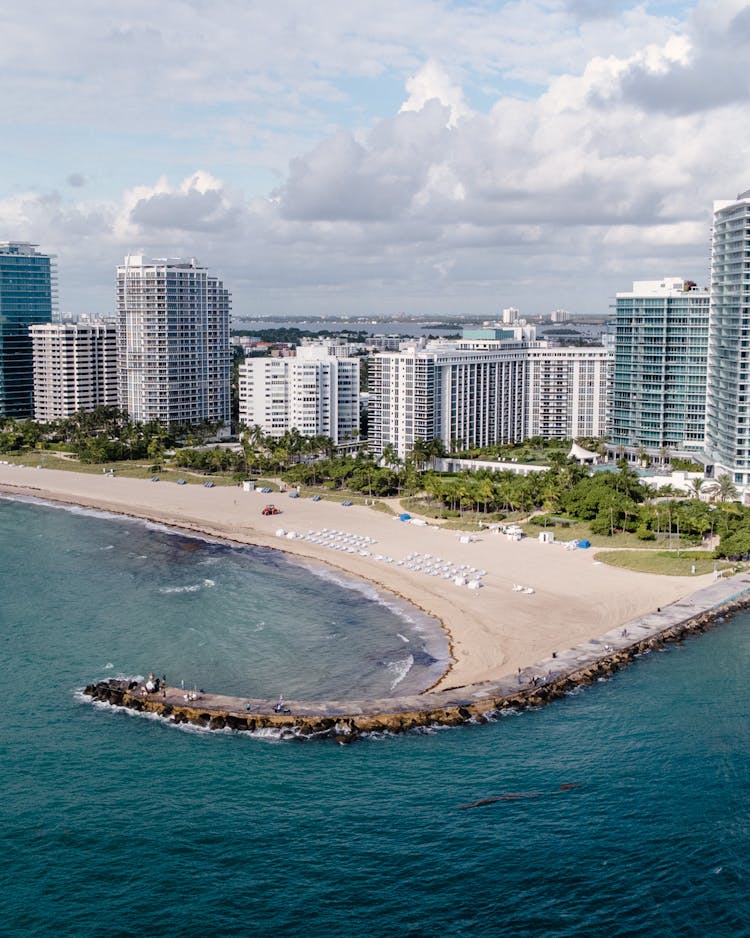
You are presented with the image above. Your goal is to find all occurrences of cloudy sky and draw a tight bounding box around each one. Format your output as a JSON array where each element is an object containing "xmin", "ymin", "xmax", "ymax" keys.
[{"xmin": 1, "ymin": 0, "xmax": 748, "ymax": 317}]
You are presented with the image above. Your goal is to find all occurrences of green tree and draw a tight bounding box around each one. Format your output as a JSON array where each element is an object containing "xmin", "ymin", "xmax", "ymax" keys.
[{"xmin": 710, "ymin": 474, "xmax": 739, "ymax": 503}]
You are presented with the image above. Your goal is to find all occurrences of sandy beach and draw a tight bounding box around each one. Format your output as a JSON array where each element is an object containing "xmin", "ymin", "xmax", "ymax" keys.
[{"xmin": 0, "ymin": 463, "xmax": 713, "ymax": 692}]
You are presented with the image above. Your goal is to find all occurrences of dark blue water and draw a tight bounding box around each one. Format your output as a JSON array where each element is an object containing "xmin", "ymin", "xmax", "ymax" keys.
[{"xmin": 2, "ymin": 498, "xmax": 749, "ymax": 936}]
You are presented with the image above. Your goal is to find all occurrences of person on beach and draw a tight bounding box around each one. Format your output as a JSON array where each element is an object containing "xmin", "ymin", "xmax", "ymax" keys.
[{"xmin": 274, "ymin": 695, "xmax": 285, "ymax": 713}]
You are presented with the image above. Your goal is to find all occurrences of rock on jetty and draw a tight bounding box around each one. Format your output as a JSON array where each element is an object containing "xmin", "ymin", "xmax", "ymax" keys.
[{"xmin": 83, "ymin": 573, "xmax": 750, "ymax": 741}]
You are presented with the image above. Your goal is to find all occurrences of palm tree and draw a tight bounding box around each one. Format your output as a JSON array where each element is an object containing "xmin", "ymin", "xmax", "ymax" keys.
[
  {"xmin": 381, "ymin": 443, "xmax": 401, "ymax": 472},
  {"xmin": 427, "ymin": 437, "xmax": 446, "ymax": 470},
  {"xmin": 710, "ymin": 474, "xmax": 739, "ymax": 504},
  {"xmin": 408, "ymin": 438, "xmax": 431, "ymax": 472},
  {"xmin": 687, "ymin": 477, "xmax": 705, "ymax": 500}
]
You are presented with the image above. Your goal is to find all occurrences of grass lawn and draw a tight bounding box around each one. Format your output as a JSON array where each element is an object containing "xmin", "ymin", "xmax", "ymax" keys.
[
  {"xmin": 3, "ymin": 451, "xmax": 246, "ymax": 486},
  {"xmin": 593, "ymin": 550, "xmax": 736, "ymax": 576},
  {"xmin": 520, "ymin": 519, "xmax": 702, "ymax": 550}
]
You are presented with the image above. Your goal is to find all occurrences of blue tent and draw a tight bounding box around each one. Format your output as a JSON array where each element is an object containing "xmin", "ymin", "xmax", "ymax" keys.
[
  {"xmin": 399, "ymin": 513, "xmax": 411, "ymax": 522},
  {"xmin": 577, "ymin": 539, "xmax": 591, "ymax": 549}
]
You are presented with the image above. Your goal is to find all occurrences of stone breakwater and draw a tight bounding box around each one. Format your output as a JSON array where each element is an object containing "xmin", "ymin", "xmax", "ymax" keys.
[{"xmin": 83, "ymin": 573, "xmax": 750, "ymax": 742}]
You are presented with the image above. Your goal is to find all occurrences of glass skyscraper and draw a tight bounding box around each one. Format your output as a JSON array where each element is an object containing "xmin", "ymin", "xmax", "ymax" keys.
[
  {"xmin": 0, "ymin": 242, "xmax": 55, "ymax": 418},
  {"xmin": 705, "ymin": 192, "xmax": 750, "ymax": 485},
  {"xmin": 612, "ymin": 278, "xmax": 709, "ymax": 461}
]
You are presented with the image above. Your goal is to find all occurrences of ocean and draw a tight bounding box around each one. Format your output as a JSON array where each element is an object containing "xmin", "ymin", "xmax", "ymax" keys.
[{"xmin": 2, "ymin": 497, "xmax": 750, "ymax": 936}]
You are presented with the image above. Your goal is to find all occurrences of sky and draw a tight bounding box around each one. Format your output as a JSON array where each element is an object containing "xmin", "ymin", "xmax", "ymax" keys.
[{"xmin": 1, "ymin": 0, "xmax": 749, "ymax": 318}]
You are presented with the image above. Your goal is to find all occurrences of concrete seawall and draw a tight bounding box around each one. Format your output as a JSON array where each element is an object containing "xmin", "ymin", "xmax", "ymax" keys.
[{"xmin": 83, "ymin": 573, "xmax": 750, "ymax": 741}]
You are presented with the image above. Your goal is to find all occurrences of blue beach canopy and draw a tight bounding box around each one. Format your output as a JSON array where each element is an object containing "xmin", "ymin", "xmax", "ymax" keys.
[
  {"xmin": 577, "ymin": 539, "xmax": 591, "ymax": 549},
  {"xmin": 399, "ymin": 513, "xmax": 411, "ymax": 521}
]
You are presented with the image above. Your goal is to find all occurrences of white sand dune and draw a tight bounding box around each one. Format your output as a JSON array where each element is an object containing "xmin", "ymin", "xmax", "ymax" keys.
[{"xmin": 0, "ymin": 464, "xmax": 711, "ymax": 691}]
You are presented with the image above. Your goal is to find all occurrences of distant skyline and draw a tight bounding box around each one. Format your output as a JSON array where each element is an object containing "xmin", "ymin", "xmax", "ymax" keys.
[{"xmin": 2, "ymin": 0, "xmax": 748, "ymax": 317}]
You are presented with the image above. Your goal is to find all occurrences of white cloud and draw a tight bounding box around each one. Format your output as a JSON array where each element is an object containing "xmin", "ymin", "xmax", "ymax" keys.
[
  {"xmin": 399, "ymin": 60, "xmax": 471, "ymax": 126},
  {"xmin": 3, "ymin": 2, "xmax": 750, "ymax": 316}
]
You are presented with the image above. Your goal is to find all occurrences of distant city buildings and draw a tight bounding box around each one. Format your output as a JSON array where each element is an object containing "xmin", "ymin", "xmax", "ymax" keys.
[
  {"xmin": 0, "ymin": 242, "xmax": 55, "ymax": 418},
  {"xmin": 30, "ymin": 320, "xmax": 118, "ymax": 421},
  {"xmin": 117, "ymin": 255, "xmax": 231, "ymax": 432},
  {"xmin": 238, "ymin": 345, "xmax": 360, "ymax": 444},
  {"xmin": 611, "ymin": 278, "xmax": 709, "ymax": 460},
  {"xmin": 550, "ymin": 309, "xmax": 569, "ymax": 323}
]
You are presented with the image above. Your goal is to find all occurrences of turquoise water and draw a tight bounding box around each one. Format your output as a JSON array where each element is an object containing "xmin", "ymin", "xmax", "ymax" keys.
[{"xmin": 2, "ymin": 498, "xmax": 750, "ymax": 936}]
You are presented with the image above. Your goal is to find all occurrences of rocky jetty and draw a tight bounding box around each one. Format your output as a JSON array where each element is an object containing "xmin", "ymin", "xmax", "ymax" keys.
[{"xmin": 83, "ymin": 573, "xmax": 750, "ymax": 741}]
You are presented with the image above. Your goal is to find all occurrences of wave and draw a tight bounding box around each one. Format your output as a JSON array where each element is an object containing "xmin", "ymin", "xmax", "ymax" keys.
[
  {"xmin": 387, "ymin": 654, "xmax": 414, "ymax": 690},
  {"xmin": 159, "ymin": 578, "xmax": 216, "ymax": 594}
]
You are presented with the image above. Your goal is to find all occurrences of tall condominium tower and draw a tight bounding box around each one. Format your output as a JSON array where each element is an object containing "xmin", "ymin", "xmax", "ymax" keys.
[
  {"xmin": 0, "ymin": 242, "xmax": 55, "ymax": 417},
  {"xmin": 612, "ymin": 278, "xmax": 709, "ymax": 461},
  {"xmin": 706, "ymin": 193, "xmax": 750, "ymax": 486},
  {"xmin": 30, "ymin": 320, "xmax": 118, "ymax": 421},
  {"xmin": 117, "ymin": 255, "xmax": 231, "ymax": 431},
  {"xmin": 238, "ymin": 345, "xmax": 360, "ymax": 444}
]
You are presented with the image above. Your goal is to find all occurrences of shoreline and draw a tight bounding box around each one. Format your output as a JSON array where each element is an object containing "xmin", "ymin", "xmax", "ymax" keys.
[
  {"xmin": 83, "ymin": 571, "xmax": 750, "ymax": 739},
  {"xmin": 0, "ymin": 463, "xmax": 719, "ymax": 694}
]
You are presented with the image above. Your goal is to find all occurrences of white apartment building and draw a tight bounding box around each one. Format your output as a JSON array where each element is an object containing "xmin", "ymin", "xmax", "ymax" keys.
[
  {"xmin": 524, "ymin": 346, "xmax": 611, "ymax": 440},
  {"xmin": 368, "ymin": 340, "xmax": 611, "ymax": 460},
  {"xmin": 30, "ymin": 320, "xmax": 118, "ymax": 421},
  {"xmin": 238, "ymin": 351, "xmax": 360, "ymax": 444},
  {"xmin": 117, "ymin": 255, "xmax": 231, "ymax": 431}
]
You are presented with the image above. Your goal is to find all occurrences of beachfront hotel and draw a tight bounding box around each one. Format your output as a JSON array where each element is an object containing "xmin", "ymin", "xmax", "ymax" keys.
[
  {"xmin": 0, "ymin": 242, "xmax": 56, "ymax": 418},
  {"xmin": 30, "ymin": 320, "xmax": 118, "ymax": 421},
  {"xmin": 116, "ymin": 255, "xmax": 231, "ymax": 432},
  {"xmin": 611, "ymin": 278, "xmax": 709, "ymax": 462},
  {"xmin": 238, "ymin": 344, "xmax": 360, "ymax": 444},
  {"xmin": 705, "ymin": 191, "xmax": 750, "ymax": 487},
  {"xmin": 368, "ymin": 338, "xmax": 611, "ymax": 460}
]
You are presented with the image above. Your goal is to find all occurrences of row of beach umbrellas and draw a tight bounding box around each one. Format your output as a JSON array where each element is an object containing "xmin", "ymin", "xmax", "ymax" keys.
[{"xmin": 274, "ymin": 530, "xmax": 485, "ymax": 589}]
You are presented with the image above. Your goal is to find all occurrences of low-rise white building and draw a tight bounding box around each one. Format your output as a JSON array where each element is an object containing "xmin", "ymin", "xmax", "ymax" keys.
[
  {"xmin": 238, "ymin": 351, "xmax": 360, "ymax": 444},
  {"xmin": 30, "ymin": 320, "xmax": 118, "ymax": 421}
]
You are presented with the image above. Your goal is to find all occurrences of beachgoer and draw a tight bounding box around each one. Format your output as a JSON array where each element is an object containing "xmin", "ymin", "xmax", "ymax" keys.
[{"xmin": 274, "ymin": 695, "xmax": 285, "ymax": 713}]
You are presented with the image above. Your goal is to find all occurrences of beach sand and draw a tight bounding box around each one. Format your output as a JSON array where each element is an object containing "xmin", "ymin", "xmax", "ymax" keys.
[{"xmin": 0, "ymin": 464, "xmax": 712, "ymax": 692}]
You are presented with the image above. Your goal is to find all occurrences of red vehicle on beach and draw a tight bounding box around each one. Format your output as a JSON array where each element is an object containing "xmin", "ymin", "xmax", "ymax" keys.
[{"xmin": 262, "ymin": 504, "xmax": 281, "ymax": 516}]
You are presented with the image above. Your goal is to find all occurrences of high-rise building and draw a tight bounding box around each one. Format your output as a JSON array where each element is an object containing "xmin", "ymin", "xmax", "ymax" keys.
[
  {"xmin": 368, "ymin": 340, "xmax": 611, "ymax": 460},
  {"xmin": 0, "ymin": 242, "xmax": 55, "ymax": 417},
  {"xmin": 705, "ymin": 193, "xmax": 750, "ymax": 486},
  {"xmin": 611, "ymin": 278, "xmax": 709, "ymax": 460},
  {"xmin": 30, "ymin": 320, "xmax": 118, "ymax": 421},
  {"xmin": 525, "ymin": 345, "xmax": 611, "ymax": 441},
  {"xmin": 117, "ymin": 255, "xmax": 231, "ymax": 432},
  {"xmin": 238, "ymin": 348, "xmax": 359, "ymax": 444}
]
